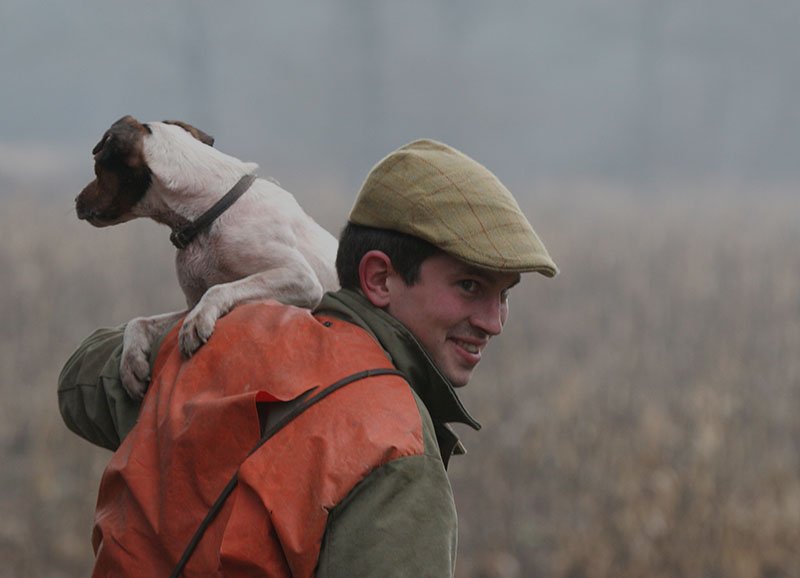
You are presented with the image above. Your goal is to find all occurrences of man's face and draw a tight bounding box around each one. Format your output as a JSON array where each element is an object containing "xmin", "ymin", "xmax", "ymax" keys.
[{"xmin": 385, "ymin": 253, "xmax": 520, "ymax": 387}]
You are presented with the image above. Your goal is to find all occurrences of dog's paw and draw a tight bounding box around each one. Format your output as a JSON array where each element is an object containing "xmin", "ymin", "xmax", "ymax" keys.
[
  {"xmin": 121, "ymin": 318, "xmax": 154, "ymax": 400},
  {"xmin": 179, "ymin": 302, "xmax": 220, "ymax": 357}
]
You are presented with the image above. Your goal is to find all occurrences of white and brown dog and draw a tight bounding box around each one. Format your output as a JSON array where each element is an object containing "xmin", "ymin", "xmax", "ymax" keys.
[{"xmin": 76, "ymin": 115, "xmax": 339, "ymax": 399}]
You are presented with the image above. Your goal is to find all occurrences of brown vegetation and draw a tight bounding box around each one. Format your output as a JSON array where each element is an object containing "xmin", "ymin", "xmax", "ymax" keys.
[{"xmin": 1, "ymin": 188, "xmax": 798, "ymax": 577}]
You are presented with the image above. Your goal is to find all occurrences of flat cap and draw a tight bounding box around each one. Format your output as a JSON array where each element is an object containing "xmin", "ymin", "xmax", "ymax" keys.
[{"xmin": 349, "ymin": 139, "xmax": 558, "ymax": 276}]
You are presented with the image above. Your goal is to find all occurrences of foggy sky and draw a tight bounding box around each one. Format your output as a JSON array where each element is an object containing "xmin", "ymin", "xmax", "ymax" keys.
[{"xmin": 1, "ymin": 0, "xmax": 798, "ymax": 195}]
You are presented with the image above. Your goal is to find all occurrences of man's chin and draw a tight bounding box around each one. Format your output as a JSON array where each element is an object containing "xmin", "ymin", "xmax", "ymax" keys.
[{"xmin": 443, "ymin": 366, "xmax": 473, "ymax": 388}]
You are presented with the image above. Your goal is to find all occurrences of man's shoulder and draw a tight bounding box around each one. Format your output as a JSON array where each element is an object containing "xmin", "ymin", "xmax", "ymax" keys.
[
  {"xmin": 153, "ymin": 300, "xmax": 389, "ymax": 397},
  {"xmin": 212, "ymin": 299, "xmax": 382, "ymax": 358},
  {"xmin": 221, "ymin": 301, "xmax": 436, "ymax": 460},
  {"xmin": 152, "ymin": 299, "xmax": 440, "ymax": 463}
]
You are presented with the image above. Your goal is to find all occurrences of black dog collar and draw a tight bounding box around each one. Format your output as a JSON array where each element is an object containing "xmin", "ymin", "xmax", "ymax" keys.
[{"xmin": 170, "ymin": 173, "xmax": 257, "ymax": 250}]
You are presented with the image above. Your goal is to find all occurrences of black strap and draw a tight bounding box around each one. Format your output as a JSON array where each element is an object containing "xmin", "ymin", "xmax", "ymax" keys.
[
  {"xmin": 169, "ymin": 173, "xmax": 257, "ymax": 249},
  {"xmin": 169, "ymin": 367, "xmax": 406, "ymax": 578}
]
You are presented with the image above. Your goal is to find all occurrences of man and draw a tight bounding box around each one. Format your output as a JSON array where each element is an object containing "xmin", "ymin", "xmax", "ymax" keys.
[{"xmin": 59, "ymin": 139, "xmax": 557, "ymax": 577}]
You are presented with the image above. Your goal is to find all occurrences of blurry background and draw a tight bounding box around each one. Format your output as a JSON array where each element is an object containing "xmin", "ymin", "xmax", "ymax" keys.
[{"xmin": 2, "ymin": 1, "xmax": 798, "ymax": 576}]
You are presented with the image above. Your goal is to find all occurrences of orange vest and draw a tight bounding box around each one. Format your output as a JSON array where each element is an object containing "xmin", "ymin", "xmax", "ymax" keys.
[{"xmin": 92, "ymin": 301, "xmax": 425, "ymax": 577}]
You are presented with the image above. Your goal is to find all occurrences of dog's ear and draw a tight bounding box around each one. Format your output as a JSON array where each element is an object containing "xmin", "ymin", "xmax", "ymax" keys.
[{"xmin": 163, "ymin": 120, "xmax": 215, "ymax": 147}]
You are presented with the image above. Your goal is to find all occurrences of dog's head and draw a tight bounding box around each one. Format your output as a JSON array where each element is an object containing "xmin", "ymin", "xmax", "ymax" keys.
[{"xmin": 75, "ymin": 115, "xmax": 215, "ymax": 227}]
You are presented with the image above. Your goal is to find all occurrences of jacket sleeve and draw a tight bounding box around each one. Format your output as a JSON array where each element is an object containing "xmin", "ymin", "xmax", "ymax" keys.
[
  {"xmin": 316, "ymin": 454, "xmax": 458, "ymax": 578},
  {"xmin": 57, "ymin": 325, "xmax": 142, "ymax": 450}
]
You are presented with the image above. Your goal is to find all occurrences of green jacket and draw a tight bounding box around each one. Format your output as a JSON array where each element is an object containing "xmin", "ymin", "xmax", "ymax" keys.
[{"xmin": 58, "ymin": 289, "xmax": 480, "ymax": 577}]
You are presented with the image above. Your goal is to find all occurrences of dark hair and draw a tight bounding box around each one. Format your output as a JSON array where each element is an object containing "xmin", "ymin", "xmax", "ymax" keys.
[{"xmin": 336, "ymin": 223, "xmax": 441, "ymax": 290}]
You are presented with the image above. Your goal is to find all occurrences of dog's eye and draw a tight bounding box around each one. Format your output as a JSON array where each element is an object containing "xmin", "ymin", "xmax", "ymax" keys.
[{"xmin": 142, "ymin": 123, "xmax": 152, "ymax": 134}]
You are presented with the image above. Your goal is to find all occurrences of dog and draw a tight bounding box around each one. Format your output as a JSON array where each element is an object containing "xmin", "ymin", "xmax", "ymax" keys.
[{"xmin": 75, "ymin": 115, "xmax": 339, "ymax": 399}]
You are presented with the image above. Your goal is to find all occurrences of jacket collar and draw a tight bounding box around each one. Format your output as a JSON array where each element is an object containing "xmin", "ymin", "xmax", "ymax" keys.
[{"xmin": 316, "ymin": 289, "xmax": 482, "ymax": 437}]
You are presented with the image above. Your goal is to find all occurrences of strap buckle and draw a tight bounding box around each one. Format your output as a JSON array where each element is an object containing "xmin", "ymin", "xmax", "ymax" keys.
[{"xmin": 170, "ymin": 228, "xmax": 192, "ymax": 250}]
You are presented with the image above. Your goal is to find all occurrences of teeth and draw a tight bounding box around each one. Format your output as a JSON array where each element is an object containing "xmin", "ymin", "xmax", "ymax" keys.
[{"xmin": 458, "ymin": 341, "xmax": 479, "ymax": 354}]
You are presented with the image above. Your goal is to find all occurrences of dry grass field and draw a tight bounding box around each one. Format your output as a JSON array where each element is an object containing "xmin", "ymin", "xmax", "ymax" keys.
[{"xmin": 1, "ymin": 186, "xmax": 798, "ymax": 577}]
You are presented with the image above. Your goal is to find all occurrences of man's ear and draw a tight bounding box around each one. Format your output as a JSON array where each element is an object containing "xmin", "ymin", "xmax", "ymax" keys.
[{"xmin": 359, "ymin": 250, "xmax": 394, "ymax": 308}]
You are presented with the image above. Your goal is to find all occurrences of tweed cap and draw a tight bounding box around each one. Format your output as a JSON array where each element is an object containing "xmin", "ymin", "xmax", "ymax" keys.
[{"xmin": 349, "ymin": 139, "xmax": 558, "ymax": 276}]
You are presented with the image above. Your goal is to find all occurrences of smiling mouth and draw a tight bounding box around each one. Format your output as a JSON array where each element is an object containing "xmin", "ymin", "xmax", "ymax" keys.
[{"xmin": 453, "ymin": 339, "xmax": 481, "ymax": 355}]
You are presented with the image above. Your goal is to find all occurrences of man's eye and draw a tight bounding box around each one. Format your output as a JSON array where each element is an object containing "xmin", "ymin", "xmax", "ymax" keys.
[{"xmin": 459, "ymin": 280, "xmax": 479, "ymax": 293}]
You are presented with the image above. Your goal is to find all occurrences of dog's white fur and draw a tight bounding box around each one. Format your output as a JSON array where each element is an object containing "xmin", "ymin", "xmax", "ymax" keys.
[{"xmin": 98, "ymin": 122, "xmax": 339, "ymax": 399}]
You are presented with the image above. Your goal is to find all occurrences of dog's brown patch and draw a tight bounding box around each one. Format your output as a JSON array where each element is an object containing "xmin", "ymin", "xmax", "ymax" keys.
[
  {"xmin": 75, "ymin": 116, "xmax": 152, "ymax": 225},
  {"xmin": 163, "ymin": 120, "xmax": 215, "ymax": 147},
  {"xmin": 92, "ymin": 116, "xmax": 151, "ymax": 165}
]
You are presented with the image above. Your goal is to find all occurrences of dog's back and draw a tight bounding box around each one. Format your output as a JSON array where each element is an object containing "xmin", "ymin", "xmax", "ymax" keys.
[{"xmin": 175, "ymin": 175, "xmax": 339, "ymax": 306}]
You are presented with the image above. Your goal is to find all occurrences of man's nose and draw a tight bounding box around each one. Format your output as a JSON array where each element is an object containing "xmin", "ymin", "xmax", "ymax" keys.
[{"xmin": 470, "ymin": 296, "xmax": 505, "ymax": 337}]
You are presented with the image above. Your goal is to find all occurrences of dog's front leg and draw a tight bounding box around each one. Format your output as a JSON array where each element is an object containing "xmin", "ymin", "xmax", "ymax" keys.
[
  {"xmin": 121, "ymin": 310, "xmax": 187, "ymax": 399},
  {"xmin": 179, "ymin": 249, "xmax": 325, "ymax": 357}
]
